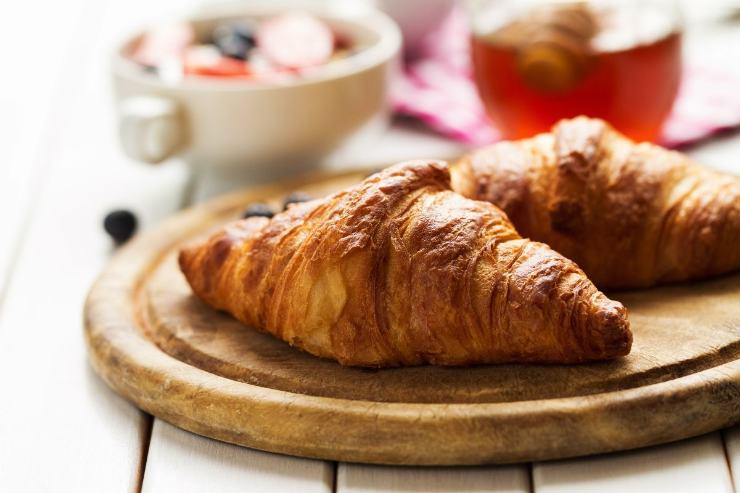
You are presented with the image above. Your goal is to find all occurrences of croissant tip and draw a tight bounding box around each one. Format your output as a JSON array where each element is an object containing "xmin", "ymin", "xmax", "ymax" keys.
[
  {"xmin": 178, "ymin": 246, "xmax": 197, "ymax": 277},
  {"xmin": 593, "ymin": 304, "xmax": 633, "ymax": 359}
]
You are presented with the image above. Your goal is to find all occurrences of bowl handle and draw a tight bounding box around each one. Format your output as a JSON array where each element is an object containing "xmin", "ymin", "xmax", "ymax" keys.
[{"xmin": 118, "ymin": 96, "xmax": 184, "ymax": 164}]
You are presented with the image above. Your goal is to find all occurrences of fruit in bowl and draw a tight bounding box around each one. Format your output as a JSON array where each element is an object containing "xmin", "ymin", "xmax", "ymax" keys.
[
  {"xmin": 113, "ymin": 6, "xmax": 401, "ymax": 167},
  {"xmin": 129, "ymin": 12, "xmax": 359, "ymax": 83}
]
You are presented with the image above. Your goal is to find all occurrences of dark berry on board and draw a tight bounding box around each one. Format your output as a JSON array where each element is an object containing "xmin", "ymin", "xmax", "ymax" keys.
[
  {"xmin": 104, "ymin": 209, "xmax": 138, "ymax": 245},
  {"xmin": 282, "ymin": 191, "xmax": 313, "ymax": 210},
  {"xmin": 212, "ymin": 22, "xmax": 256, "ymax": 60},
  {"xmin": 242, "ymin": 203, "xmax": 274, "ymax": 219}
]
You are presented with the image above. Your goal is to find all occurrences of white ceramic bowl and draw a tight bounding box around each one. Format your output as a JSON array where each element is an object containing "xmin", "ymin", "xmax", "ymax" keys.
[{"xmin": 112, "ymin": 5, "xmax": 401, "ymax": 168}]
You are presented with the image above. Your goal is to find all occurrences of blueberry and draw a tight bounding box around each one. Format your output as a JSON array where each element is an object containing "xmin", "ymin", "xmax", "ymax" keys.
[
  {"xmin": 242, "ymin": 203, "xmax": 274, "ymax": 219},
  {"xmin": 282, "ymin": 192, "xmax": 313, "ymax": 210},
  {"xmin": 232, "ymin": 23, "xmax": 256, "ymax": 45},
  {"xmin": 212, "ymin": 22, "xmax": 255, "ymax": 60},
  {"xmin": 104, "ymin": 209, "xmax": 137, "ymax": 244}
]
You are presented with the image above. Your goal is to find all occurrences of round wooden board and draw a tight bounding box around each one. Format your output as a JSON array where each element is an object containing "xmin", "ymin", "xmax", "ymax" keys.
[{"xmin": 85, "ymin": 167, "xmax": 740, "ymax": 465}]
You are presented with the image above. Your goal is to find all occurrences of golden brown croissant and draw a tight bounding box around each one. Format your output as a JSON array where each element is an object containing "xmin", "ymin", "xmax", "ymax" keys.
[
  {"xmin": 180, "ymin": 160, "xmax": 631, "ymax": 367},
  {"xmin": 452, "ymin": 117, "xmax": 740, "ymax": 289}
]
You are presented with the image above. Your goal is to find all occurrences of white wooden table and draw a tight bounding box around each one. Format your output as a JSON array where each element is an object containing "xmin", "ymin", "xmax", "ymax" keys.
[{"xmin": 0, "ymin": 0, "xmax": 738, "ymax": 491}]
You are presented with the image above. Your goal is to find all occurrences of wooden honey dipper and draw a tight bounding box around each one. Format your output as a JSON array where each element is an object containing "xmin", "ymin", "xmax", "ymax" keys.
[{"xmin": 491, "ymin": 3, "xmax": 598, "ymax": 93}]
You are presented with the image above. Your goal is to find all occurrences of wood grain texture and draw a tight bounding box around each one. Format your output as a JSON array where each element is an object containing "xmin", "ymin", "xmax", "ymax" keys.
[
  {"xmin": 145, "ymin": 252, "xmax": 740, "ymax": 403},
  {"xmin": 142, "ymin": 420, "xmax": 333, "ymax": 493},
  {"xmin": 85, "ymin": 168, "xmax": 740, "ymax": 465},
  {"xmin": 337, "ymin": 464, "xmax": 530, "ymax": 492},
  {"xmin": 533, "ymin": 433, "xmax": 733, "ymax": 493}
]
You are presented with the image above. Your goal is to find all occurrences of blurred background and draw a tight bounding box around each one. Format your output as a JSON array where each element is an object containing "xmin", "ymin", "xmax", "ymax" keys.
[{"xmin": 3, "ymin": 0, "xmax": 740, "ymax": 245}]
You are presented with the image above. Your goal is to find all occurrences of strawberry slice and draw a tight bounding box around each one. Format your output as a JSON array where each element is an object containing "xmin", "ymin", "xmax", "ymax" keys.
[
  {"xmin": 131, "ymin": 23, "xmax": 193, "ymax": 68},
  {"xmin": 184, "ymin": 45, "xmax": 252, "ymax": 78},
  {"xmin": 257, "ymin": 13, "xmax": 334, "ymax": 69}
]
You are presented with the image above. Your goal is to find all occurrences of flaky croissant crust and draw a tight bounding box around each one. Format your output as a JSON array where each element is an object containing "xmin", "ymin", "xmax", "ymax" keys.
[
  {"xmin": 180, "ymin": 160, "xmax": 631, "ymax": 367},
  {"xmin": 453, "ymin": 117, "xmax": 740, "ymax": 289}
]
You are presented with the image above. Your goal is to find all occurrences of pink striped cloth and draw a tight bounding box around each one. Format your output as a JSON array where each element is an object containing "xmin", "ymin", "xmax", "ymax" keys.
[{"xmin": 392, "ymin": 9, "xmax": 740, "ymax": 148}]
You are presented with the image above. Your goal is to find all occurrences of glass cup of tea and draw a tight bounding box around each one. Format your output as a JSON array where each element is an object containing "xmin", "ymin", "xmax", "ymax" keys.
[{"xmin": 468, "ymin": 0, "xmax": 683, "ymax": 141}]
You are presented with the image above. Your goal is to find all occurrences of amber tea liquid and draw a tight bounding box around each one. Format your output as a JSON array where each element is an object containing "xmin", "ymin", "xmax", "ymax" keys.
[{"xmin": 471, "ymin": 13, "xmax": 682, "ymax": 141}]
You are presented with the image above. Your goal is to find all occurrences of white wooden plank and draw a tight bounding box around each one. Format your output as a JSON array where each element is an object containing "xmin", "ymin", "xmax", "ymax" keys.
[
  {"xmin": 0, "ymin": 0, "xmax": 193, "ymax": 491},
  {"xmin": 722, "ymin": 426, "xmax": 740, "ymax": 491},
  {"xmin": 0, "ymin": 100, "xmax": 37, "ymax": 293},
  {"xmin": 0, "ymin": 0, "xmax": 205, "ymax": 292},
  {"xmin": 337, "ymin": 463, "xmax": 530, "ymax": 493},
  {"xmin": 0, "ymin": 115, "xmax": 189, "ymax": 491},
  {"xmin": 533, "ymin": 433, "xmax": 733, "ymax": 493},
  {"xmin": 0, "ymin": 0, "xmax": 99, "ymax": 296},
  {"xmin": 142, "ymin": 420, "xmax": 334, "ymax": 493}
]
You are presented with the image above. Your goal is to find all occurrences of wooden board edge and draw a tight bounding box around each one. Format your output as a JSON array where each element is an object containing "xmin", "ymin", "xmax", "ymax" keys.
[
  {"xmin": 82, "ymin": 169, "xmax": 740, "ymax": 464},
  {"xmin": 84, "ymin": 274, "xmax": 740, "ymax": 465}
]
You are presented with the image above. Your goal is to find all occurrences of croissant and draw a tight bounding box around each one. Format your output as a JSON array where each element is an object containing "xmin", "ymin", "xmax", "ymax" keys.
[
  {"xmin": 179, "ymin": 160, "xmax": 631, "ymax": 367},
  {"xmin": 452, "ymin": 117, "xmax": 740, "ymax": 289}
]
